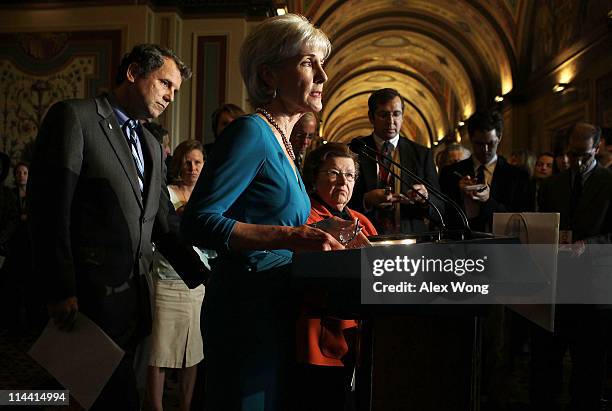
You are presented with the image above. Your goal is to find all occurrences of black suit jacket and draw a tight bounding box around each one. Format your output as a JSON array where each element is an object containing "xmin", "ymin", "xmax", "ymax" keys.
[
  {"xmin": 539, "ymin": 165, "xmax": 612, "ymax": 311},
  {"xmin": 29, "ymin": 94, "xmax": 204, "ymax": 348},
  {"xmin": 438, "ymin": 155, "xmax": 531, "ymax": 231},
  {"xmin": 538, "ymin": 165, "xmax": 612, "ymax": 243},
  {"xmin": 348, "ymin": 134, "xmax": 443, "ymax": 234}
]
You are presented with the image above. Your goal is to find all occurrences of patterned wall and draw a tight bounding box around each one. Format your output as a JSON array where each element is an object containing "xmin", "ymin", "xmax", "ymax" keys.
[{"xmin": 0, "ymin": 30, "xmax": 121, "ymax": 171}]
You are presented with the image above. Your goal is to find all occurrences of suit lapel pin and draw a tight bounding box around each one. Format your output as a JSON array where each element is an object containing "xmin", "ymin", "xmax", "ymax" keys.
[{"xmin": 108, "ymin": 123, "xmax": 113, "ymax": 130}]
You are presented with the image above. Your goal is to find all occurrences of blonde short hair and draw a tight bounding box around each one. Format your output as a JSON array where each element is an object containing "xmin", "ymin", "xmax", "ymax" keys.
[{"xmin": 240, "ymin": 14, "xmax": 331, "ymax": 108}]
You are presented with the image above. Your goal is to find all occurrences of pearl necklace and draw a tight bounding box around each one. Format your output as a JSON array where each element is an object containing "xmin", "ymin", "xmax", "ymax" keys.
[{"xmin": 256, "ymin": 108, "xmax": 296, "ymax": 161}]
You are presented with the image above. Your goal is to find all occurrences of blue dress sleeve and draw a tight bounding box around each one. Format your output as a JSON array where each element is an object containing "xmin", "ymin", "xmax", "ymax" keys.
[{"xmin": 181, "ymin": 116, "xmax": 266, "ymax": 252}]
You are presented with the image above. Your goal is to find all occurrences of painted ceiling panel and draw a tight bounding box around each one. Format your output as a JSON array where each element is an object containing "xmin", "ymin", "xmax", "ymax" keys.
[
  {"xmin": 321, "ymin": 0, "xmax": 513, "ymax": 92},
  {"xmin": 324, "ymin": 30, "xmax": 475, "ymax": 120},
  {"xmin": 289, "ymin": 0, "xmax": 519, "ymax": 147}
]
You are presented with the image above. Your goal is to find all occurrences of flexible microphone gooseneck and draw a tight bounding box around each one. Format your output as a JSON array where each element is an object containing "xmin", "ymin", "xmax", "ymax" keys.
[{"xmin": 348, "ymin": 139, "xmax": 471, "ymax": 234}]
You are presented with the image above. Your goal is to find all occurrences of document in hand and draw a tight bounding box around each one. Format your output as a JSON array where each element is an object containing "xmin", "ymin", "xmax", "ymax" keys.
[{"xmin": 28, "ymin": 313, "xmax": 124, "ymax": 410}]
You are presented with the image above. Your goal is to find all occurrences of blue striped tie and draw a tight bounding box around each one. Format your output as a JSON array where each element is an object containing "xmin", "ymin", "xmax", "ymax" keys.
[{"xmin": 124, "ymin": 119, "xmax": 144, "ymax": 194}]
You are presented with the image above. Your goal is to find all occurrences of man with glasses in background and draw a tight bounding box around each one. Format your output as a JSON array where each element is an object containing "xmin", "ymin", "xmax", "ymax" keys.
[
  {"xmin": 533, "ymin": 122, "xmax": 612, "ymax": 410},
  {"xmin": 349, "ymin": 88, "xmax": 442, "ymax": 235}
]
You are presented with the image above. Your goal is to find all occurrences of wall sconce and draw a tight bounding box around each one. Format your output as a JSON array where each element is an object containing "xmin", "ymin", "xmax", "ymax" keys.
[
  {"xmin": 553, "ymin": 83, "xmax": 569, "ymax": 93},
  {"xmin": 457, "ymin": 121, "xmax": 465, "ymax": 127},
  {"xmin": 494, "ymin": 95, "xmax": 504, "ymax": 103},
  {"xmin": 276, "ymin": 7, "xmax": 287, "ymax": 15}
]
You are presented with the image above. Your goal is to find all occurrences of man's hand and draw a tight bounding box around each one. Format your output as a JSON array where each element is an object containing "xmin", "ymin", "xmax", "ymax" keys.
[
  {"xmin": 470, "ymin": 185, "xmax": 490, "ymax": 202},
  {"xmin": 288, "ymin": 224, "xmax": 345, "ymax": 252},
  {"xmin": 47, "ymin": 296, "xmax": 79, "ymax": 331},
  {"xmin": 459, "ymin": 176, "xmax": 490, "ymax": 202},
  {"xmin": 406, "ymin": 184, "xmax": 429, "ymax": 205},
  {"xmin": 363, "ymin": 188, "xmax": 400, "ymax": 209},
  {"xmin": 570, "ymin": 240, "xmax": 586, "ymax": 257}
]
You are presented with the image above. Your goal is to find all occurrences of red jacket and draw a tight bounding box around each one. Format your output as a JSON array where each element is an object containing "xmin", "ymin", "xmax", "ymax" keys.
[{"xmin": 295, "ymin": 197, "xmax": 377, "ymax": 366}]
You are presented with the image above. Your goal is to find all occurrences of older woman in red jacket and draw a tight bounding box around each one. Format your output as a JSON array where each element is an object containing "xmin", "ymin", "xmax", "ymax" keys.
[{"xmin": 295, "ymin": 142, "xmax": 377, "ymax": 410}]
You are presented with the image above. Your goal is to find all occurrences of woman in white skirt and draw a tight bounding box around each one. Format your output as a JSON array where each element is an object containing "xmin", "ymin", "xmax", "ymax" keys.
[{"xmin": 147, "ymin": 139, "xmax": 212, "ymax": 411}]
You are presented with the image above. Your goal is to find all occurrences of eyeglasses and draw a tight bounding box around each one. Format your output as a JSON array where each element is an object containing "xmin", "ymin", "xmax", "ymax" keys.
[
  {"xmin": 319, "ymin": 169, "xmax": 356, "ymax": 182},
  {"xmin": 567, "ymin": 150, "xmax": 595, "ymax": 161}
]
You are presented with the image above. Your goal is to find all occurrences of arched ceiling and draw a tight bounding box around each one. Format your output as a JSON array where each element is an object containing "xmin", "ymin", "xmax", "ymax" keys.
[{"xmin": 288, "ymin": 0, "xmax": 526, "ymax": 146}]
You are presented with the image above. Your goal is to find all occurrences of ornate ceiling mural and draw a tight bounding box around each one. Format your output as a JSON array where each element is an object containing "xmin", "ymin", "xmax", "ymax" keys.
[
  {"xmin": 529, "ymin": 0, "xmax": 612, "ymax": 74},
  {"xmin": 289, "ymin": 0, "xmax": 525, "ymax": 145}
]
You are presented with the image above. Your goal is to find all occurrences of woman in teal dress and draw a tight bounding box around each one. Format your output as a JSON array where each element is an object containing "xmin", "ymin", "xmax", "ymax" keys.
[{"xmin": 181, "ymin": 13, "xmax": 341, "ymax": 411}]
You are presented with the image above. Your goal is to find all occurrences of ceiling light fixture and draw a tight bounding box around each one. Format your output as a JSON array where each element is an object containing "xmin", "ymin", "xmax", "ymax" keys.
[{"xmin": 553, "ymin": 83, "xmax": 569, "ymax": 93}]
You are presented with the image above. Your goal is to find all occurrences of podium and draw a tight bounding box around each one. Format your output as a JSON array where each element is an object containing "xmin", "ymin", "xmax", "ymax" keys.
[{"xmin": 292, "ymin": 232, "xmax": 534, "ymax": 411}]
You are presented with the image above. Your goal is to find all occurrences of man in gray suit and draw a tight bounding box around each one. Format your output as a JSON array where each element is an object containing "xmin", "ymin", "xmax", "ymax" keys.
[{"xmin": 28, "ymin": 44, "xmax": 205, "ymax": 409}]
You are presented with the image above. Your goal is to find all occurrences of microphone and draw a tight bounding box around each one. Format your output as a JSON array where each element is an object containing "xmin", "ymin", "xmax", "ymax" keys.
[{"xmin": 348, "ymin": 139, "xmax": 471, "ymax": 234}]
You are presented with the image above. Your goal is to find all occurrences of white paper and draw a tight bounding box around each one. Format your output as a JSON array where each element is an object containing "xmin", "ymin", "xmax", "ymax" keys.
[{"xmin": 28, "ymin": 313, "xmax": 125, "ymax": 410}]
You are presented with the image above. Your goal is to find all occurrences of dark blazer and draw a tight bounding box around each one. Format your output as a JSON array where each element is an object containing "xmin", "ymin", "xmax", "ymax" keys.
[
  {"xmin": 538, "ymin": 165, "xmax": 612, "ymax": 244},
  {"xmin": 348, "ymin": 134, "xmax": 443, "ymax": 234},
  {"xmin": 28, "ymin": 94, "xmax": 203, "ymax": 348},
  {"xmin": 438, "ymin": 155, "xmax": 531, "ymax": 231}
]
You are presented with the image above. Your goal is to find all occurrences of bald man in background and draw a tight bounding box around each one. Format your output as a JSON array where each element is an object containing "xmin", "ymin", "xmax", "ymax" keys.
[{"xmin": 290, "ymin": 112, "xmax": 317, "ymax": 173}]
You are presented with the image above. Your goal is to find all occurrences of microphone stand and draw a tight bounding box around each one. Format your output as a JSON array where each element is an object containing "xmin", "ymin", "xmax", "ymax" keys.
[{"xmin": 350, "ymin": 140, "xmax": 471, "ymax": 237}]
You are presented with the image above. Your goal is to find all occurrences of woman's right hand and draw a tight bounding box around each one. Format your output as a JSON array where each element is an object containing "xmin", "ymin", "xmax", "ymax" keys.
[{"xmin": 288, "ymin": 225, "xmax": 345, "ymax": 252}]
